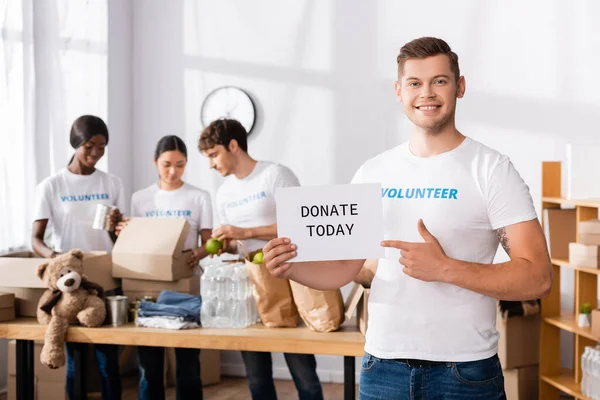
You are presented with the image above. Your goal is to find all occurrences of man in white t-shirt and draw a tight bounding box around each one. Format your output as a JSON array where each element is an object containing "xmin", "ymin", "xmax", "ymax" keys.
[
  {"xmin": 263, "ymin": 37, "xmax": 553, "ymax": 399},
  {"xmin": 199, "ymin": 118, "xmax": 323, "ymax": 400}
]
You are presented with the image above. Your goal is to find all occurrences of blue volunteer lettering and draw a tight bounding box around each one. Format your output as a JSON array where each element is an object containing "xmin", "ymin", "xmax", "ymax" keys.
[
  {"xmin": 60, "ymin": 193, "xmax": 110, "ymax": 202},
  {"xmin": 144, "ymin": 210, "xmax": 192, "ymax": 218},
  {"xmin": 226, "ymin": 191, "xmax": 267, "ymax": 209},
  {"xmin": 381, "ymin": 187, "xmax": 458, "ymax": 200}
]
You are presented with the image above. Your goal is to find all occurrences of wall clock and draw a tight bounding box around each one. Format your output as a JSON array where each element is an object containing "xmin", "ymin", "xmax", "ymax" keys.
[{"xmin": 200, "ymin": 86, "xmax": 256, "ymax": 134}]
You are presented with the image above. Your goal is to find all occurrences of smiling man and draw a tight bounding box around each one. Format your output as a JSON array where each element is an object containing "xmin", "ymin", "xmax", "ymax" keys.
[{"xmin": 263, "ymin": 37, "xmax": 552, "ymax": 399}]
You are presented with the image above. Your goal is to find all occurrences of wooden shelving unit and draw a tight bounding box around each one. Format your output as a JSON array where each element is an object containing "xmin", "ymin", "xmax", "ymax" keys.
[{"xmin": 540, "ymin": 161, "xmax": 599, "ymax": 400}]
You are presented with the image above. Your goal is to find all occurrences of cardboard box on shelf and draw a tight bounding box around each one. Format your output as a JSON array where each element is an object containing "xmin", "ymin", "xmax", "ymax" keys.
[
  {"xmin": 503, "ymin": 365, "xmax": 539, "ymax": 399},
  {"xmin": 569, "ymin": 242, "xmax": 600, "ymax": 268},
  {"xmin": 112, "ymin": 218, "xmax": 194, "ymax": 281},
  {"xmin": 344, "ymin": 283, "xmax": 369, "ymax": 336},
  {"xmin": 591, "ymin": 309, "xmax": 600, "ymax": 337},
  {"xmin": 0, "ymin": 251, "xmax": 117, "ymax": 317},
  {"xmin": 580, "ymin": 219, "xmax": 600, "ymax": 246},
  {"xmin": 543, "ymin": 208, "xmax": 576, "ymax": 260},
  {"xmin": 122, "ymin": 276, "xmax": 200, "ymax": 296},
  {"xmin": 497, "ymin": 312, "xmax": 540, "ymax": 369}
]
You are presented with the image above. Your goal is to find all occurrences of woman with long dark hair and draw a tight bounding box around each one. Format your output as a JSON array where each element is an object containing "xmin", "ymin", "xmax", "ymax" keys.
[
  {"xmin": 129, "ymin": 135, "xmax": 212, "ymax": 399},
  {"xmin": 32, "ymin": 115, "xmax": 124, "ymax": 400}
]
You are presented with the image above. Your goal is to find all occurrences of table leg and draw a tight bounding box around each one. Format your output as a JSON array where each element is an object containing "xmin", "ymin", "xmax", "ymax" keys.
[
  {"xmin": 73, "ymin": 344, "xmax": 84, "ymax": 399},
  {"xmin": 344, "ymin": 355, "xmax": 355, "ymax": 400},
  {"xmin": 16, "ymin": 339, "xmax": 34, "ymax": 400}
]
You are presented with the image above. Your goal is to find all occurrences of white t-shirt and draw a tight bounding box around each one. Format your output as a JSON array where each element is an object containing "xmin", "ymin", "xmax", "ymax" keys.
[
  {"xmin": 352, "ymin": 137, "xmax": 537, "ymax": 362},
  {"xmin": 33, "ymin": 168, "xmax": 126, "ymax": 253},
  {"xmin": 216, "ymin": 161, "xmax": 300, "ymax": 253},
  {"xmin": 131, "ymin": 182, "xmax": 213, "ymax": 250}
]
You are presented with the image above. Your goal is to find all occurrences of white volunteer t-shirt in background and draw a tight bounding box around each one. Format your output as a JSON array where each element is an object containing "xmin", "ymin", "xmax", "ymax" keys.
[
  {"xmin": 33, "ymin": 168, "xmax": 126, "ymax": 253},
  {"xmin": 131, "ymin": 182, "xmax": 213, "ymax": 250},
  {"xmin": 216, "ymin": 161, "xmax": 299, "ymax": 253},
  {"xmin": 352, "ymin": 137, "xmax": 538, "ymax": 362}
]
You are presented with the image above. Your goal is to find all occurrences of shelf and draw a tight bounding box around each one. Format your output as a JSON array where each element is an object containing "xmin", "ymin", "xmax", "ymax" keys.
[
  {"xmin": 541, "ymin": 369, "xmax": 591, "ymax": 399},
  {"xmin": 552, "ymin": 258, "xmax": 600, "ymax": 275},
  {"xmin": 543, "ymin": 197, "xmax": 600, "ymax": 208},
  {"xmin": 544, "ymin": 312, "xmax": 598, "ymax": 342}
]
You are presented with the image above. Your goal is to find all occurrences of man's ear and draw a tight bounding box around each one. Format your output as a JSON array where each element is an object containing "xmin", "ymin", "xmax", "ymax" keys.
[
  {"xmin": 36, "ymin": 262, "xmax": 50, "ymax": 280},
  {"xmin": 456, "ymin": 76, "xmax": 466, "ymax": 99},
  {"xmin": 394, "ymin": 81, "xmax": 403, "ymax": 103},
  {"xmin": 228, "ymin": 139, "xmax": 239, "ymax": 153}
]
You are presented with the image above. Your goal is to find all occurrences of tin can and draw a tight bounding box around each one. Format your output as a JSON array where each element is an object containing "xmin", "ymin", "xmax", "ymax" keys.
[
  {"xmin": 105, "ymin": 295, "xmax": 129, "ymax": 326},
  {"xmin": 93, "ymin": 204, "xmax": 116, "ymax": 230}
]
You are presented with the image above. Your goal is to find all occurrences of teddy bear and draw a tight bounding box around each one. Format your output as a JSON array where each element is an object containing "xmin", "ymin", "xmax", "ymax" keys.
[{"xmin": 36, "ymin": 249, "xmax": 106, "ymax": 369}]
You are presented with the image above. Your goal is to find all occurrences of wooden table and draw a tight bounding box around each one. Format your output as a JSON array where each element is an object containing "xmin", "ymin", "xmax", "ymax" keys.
[{"xmin": 0, "ymin": 318, "xmax": 365, "ymax": 400}]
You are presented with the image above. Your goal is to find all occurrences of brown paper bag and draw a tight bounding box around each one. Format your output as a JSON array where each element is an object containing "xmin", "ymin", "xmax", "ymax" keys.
[
  {"xmin": 354, "ymin": 259, "xmax": 378, "ymax": 287},
  {"xmin": 289, "ymin": 281, "xmax": 345, "ymax": 332},
  {"xmin": 245, "ymin": 251, "xmax": 299, "ymax": 327}
]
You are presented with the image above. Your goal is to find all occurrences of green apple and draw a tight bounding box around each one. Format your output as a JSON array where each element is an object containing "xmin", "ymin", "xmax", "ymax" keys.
[
  {"xmin": 206, "ymin": 238, "xmax": 222, "ymax": 255},
  {"xmin": 252, "ymin": 251, "xmax": 264, "ymax": 264}
]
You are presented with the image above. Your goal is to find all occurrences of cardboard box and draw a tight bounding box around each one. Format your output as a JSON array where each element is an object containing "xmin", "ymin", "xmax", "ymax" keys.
[
  {"xmin": 0, "ymin": 251, "xmax": 118, "ymax": 290},
  {"xmin": 0, "ymin": 251, "xmax": 116, "ymax": 317},
  {"xmin": 122, "ymin": 276, "xmax": 200, "ymax": 296},
  {"xmin": 503, "ymin": 365, "xmax": 539, "ymax": 399},
  {"xmin": 0, "ymin": 307, "xmax": 16, "ymax": 321},
  {"xmin": 0, "ymin": 287, "xmax": 46, "ymax": 317},
  {"xmin": 8, "ymin": 376, "xmax": 67, "ymax": 400},
  {"xmin": 112, "ymin": 218, "xmax": 194, "ymax": 281},
  {"xmin": 0, "ymin": 292, "xmax": 16, "ymax": 321},
  {"xmin": 344, "ymin": 283, "xmax": 369, "ymax": 336},
  {"xmin": 8, "ymin": 340, "xmax": 67, "ymax": 381},
  {"xmin": 497, "ymin": 312, "xmax": 540, "ymax": 369},
  {"xmin": 591, "ymin": 309, "xmax": 600, "ymax": 337},
  {"xmin": 580, "ymin": 220, "xmax": 600, "ymax": 245},
  {"xmin": 569, "ymin": 242, "xmax": 600, "ymax": 268},
  {"xmin": 543, "ymin": 208, "xmax": 576, "ymax": 259}
]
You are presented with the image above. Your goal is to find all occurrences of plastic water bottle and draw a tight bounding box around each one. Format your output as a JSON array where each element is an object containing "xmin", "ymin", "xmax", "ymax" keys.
[
  {"xmin": 583, "ymin": 347, "xmax": 591, "ymax": 396},
  {"xmin": 200, "ymin": 265, "xmax": 217, "ymax": 327}
]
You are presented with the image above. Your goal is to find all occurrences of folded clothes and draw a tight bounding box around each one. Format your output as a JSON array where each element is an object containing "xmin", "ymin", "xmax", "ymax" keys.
[
  {"xmin": 137, "ymin": 290, "xmax": 201, "ymax": 322},
  {"xmin": 136, "ymin": 315, "xmax": 199, "ymax": 330}
]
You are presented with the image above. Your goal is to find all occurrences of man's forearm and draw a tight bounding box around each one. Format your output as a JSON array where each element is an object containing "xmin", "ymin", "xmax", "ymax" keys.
[
  {"xmin": 443, "ymin": 257, "xmax": 552, "ymax": 301},
  {"xmin": 244, "ymin": 224, "xmax": 278, "ymax": 241}
]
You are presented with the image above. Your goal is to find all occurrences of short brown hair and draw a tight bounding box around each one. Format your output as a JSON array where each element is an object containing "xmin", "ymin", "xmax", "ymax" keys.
[
  {"xmin": 199, "ymin": 118, "xmax": 248, "ymax": 153},
  {"xmin": 397, "ymin": 37, "xmax": 460, "ymax": 81}
]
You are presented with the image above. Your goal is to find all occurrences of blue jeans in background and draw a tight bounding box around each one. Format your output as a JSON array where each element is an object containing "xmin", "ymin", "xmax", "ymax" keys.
[
  {"xmin": 359, "ymin": 352, "xmax": 506, "ymax": 400},
  {"xmin": 241, "ymin": 351, "xmax": 323, "ymax": 400},
  {"xmin": 137, "ymin": 346, "xmax": 202, "ymax": 400},
  {"xmin": 65, "ymin": 343, "xmax": 122, "ymax": 400}
]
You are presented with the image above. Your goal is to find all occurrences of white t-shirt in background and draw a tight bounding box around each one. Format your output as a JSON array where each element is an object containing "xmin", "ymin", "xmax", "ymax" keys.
[
  {"xmin": 131, "ymin": 182, "xmax": 213, "ymax": 250},
  {"xmin": 352, "ymin": 137, "xmax": 537, "ymax": 362},
  {"xmin": 33, "ymin": 168, "xmax": 126, "ymax": 253},
  {"xmin": 216, "ymin": 161, "xmax": 299, "ymax": 253}
]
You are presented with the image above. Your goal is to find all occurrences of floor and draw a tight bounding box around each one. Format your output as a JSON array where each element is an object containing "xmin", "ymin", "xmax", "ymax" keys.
[{"xmin": 0, "ymin": 376, "xmax": 357, "ymax": 400}]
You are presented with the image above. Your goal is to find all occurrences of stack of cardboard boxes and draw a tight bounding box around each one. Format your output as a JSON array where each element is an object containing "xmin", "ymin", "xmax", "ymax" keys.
[
  {"xmin": 496, "ymin": 311, "xmax": 540, "ymax": 399},
  {"xmin": 569, "ymin": 220, "xmax": 600, "ymax": 267},
  {"xmin": 0, "ymin": 292, "xmax": 16, "ymax": 321},
  {"xmin": 112, "ymin": 217, "xmax": 220, "ymax": 386}
]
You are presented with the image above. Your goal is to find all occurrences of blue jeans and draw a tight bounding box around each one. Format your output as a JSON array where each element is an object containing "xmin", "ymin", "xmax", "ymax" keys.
[
  {"xmin": 137, "ymin": 346, "xmax": 202, "ymax": 400},
  {"xmin": 65, "ymin": 343, "xmax": 122, "ymax": 400},
  {"xmin": 359, "ymin": 352, "xmax": 506, "ymax": 399},
  {"xmin": 241, "ymin": 351, "xmax": 323, "ymax": 400}
]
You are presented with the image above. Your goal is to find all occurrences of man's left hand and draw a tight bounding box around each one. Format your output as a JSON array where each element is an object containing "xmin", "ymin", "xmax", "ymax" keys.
[
  {"xmin": 213, "ymin": 225, "xmax": 246, "ymax": 241},
  {"xmin": 381, "ymin": 219, "xmax": 450, "ymax": 282}
]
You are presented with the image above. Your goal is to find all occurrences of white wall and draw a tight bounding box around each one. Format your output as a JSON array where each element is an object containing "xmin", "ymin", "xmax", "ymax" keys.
[{"xmin": 129, "ymin": 0, "xmax": 600, "ymax": 380}]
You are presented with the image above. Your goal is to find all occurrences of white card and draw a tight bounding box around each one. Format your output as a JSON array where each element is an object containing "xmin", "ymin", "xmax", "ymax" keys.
[{"xmin": 275, "ymin": 183, "xmax": 384, "ymax": 262}]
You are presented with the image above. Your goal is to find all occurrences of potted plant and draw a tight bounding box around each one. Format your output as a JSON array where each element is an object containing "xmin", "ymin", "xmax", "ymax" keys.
[{"xmin": 578, "ymin": 303, "xmax": 592, "ymax": 328}]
